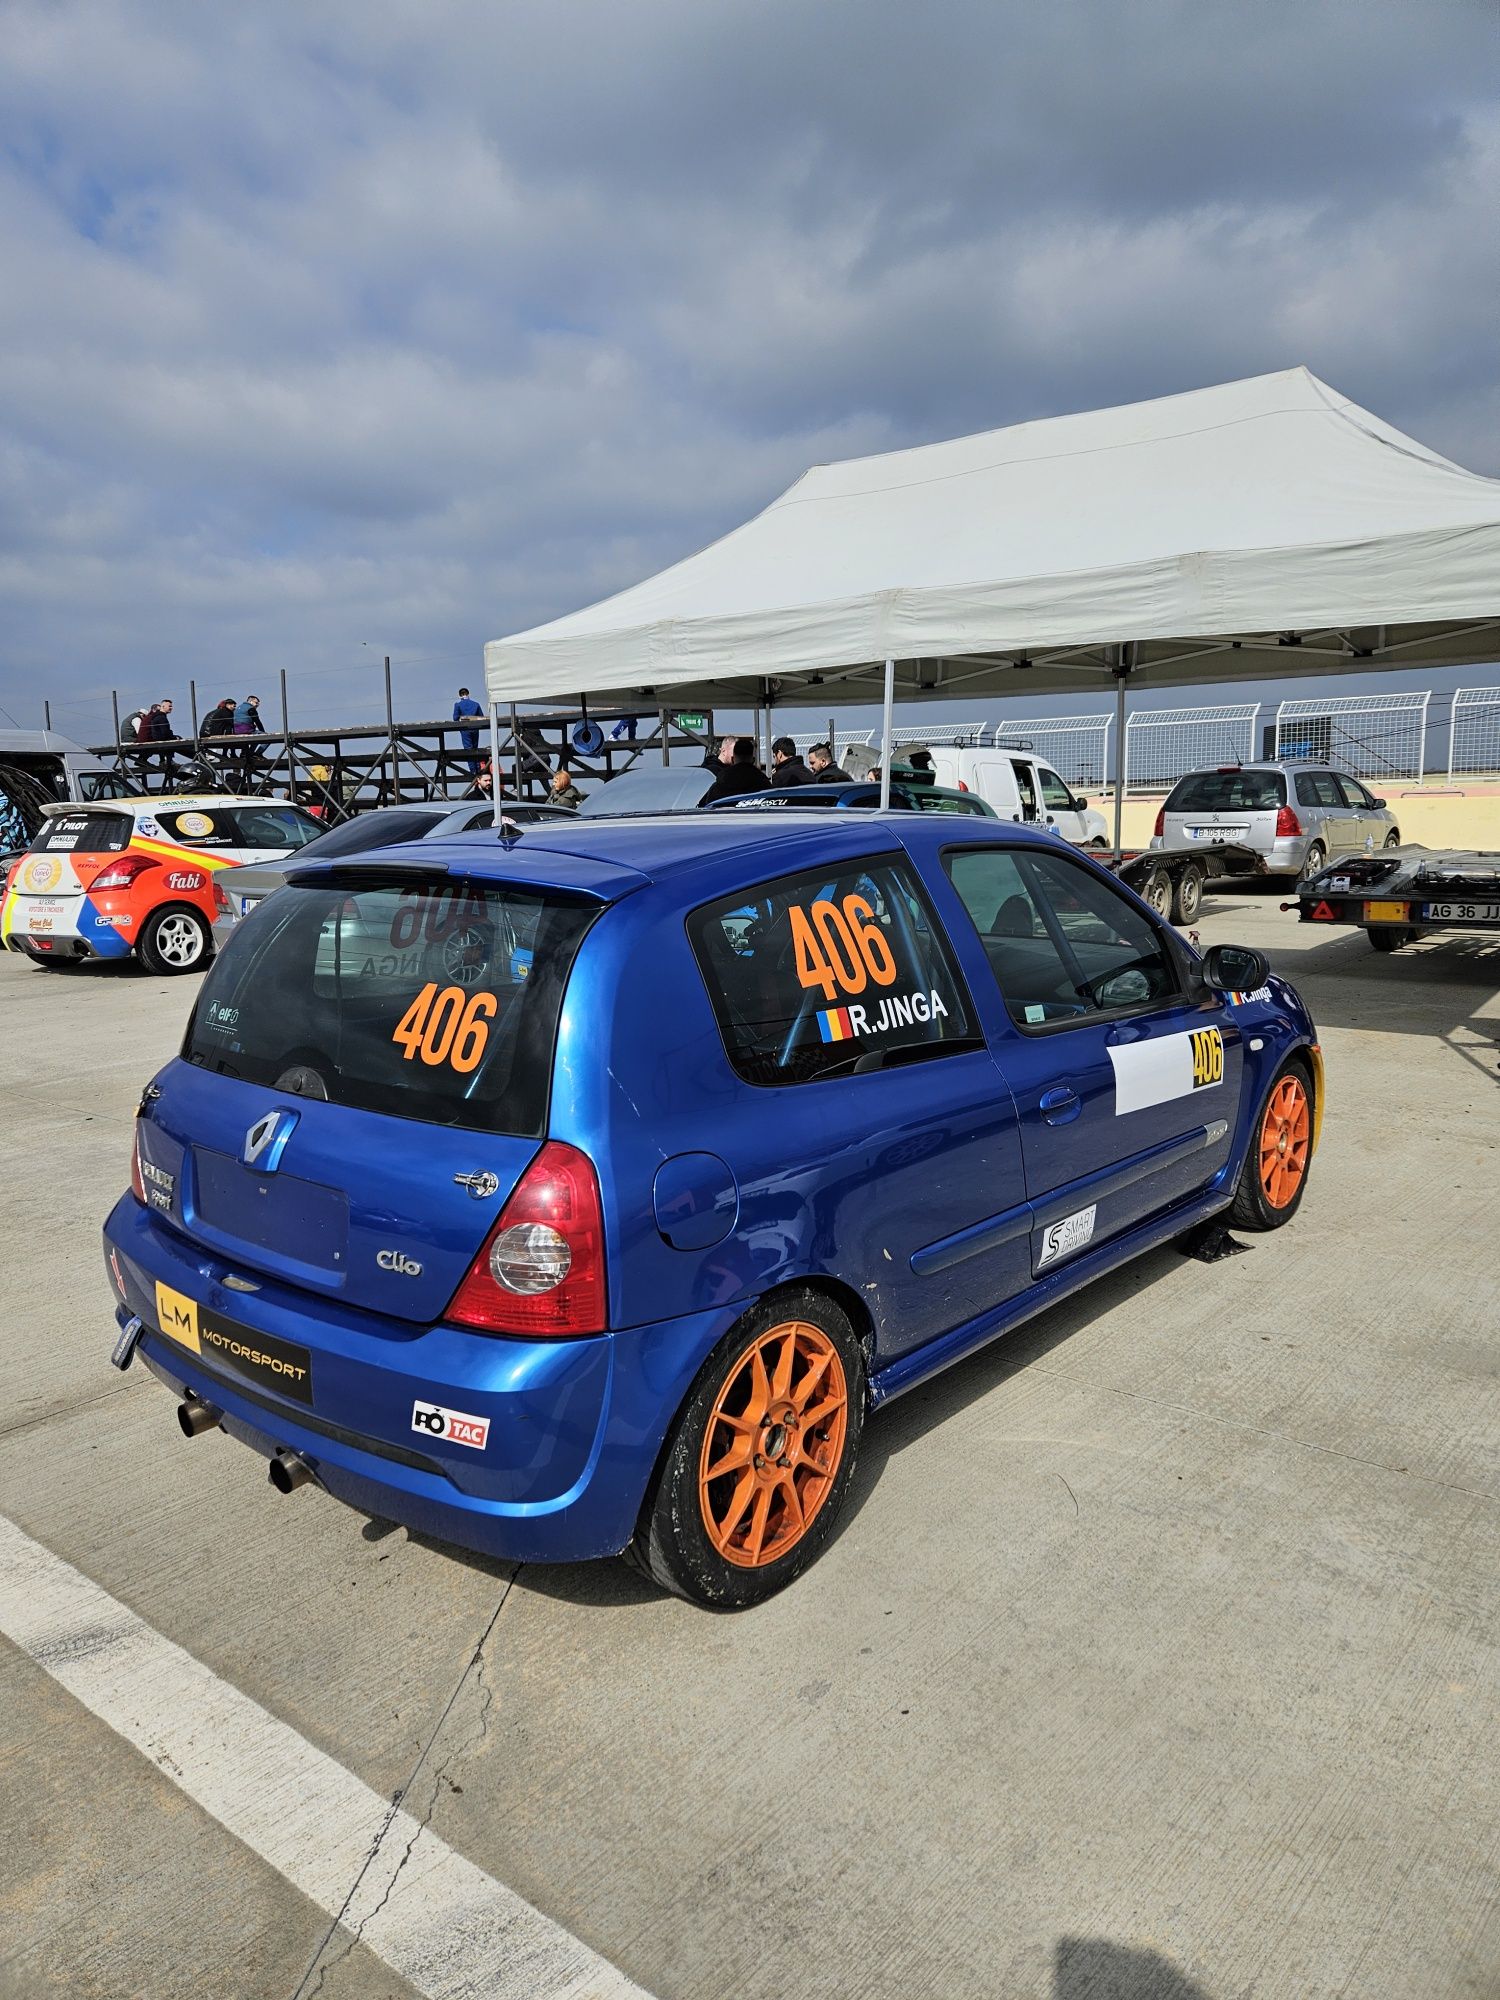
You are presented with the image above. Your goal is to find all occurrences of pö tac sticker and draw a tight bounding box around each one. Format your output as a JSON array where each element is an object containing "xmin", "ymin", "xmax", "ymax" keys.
[
  {"xmin": 411, "ymin": 1401, "xmax": 490, "ymax": 1451},
  {"xmin": 1038, "ymin": 1204, "xmax": 1097, "ymax": 1269},
  {"xmin": 1109, "ymin": 1025, "xmax": 1225, "ymax": 1116}
]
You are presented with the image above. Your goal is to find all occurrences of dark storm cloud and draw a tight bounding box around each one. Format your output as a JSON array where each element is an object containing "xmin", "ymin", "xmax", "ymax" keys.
[{"xmin": 0, "ymin": 0, "xmax": 1494, "ymax": 735}]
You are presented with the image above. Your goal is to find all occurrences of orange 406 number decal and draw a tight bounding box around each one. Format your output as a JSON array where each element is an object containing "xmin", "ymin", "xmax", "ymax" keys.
[
  {"xmin": 391, "ymin": 983, "xmax": 497, "ymax": 1073},
  {"xmin": 789, "ymin": 895, "xmax": 899, "ymax": 1000}
]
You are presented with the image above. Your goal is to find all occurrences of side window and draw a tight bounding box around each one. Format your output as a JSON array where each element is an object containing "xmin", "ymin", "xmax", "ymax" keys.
[
  {"xmin": 234, "ymin": 807, "xmax": 319, "ymax": 849},
  {"xmin": 1036, "ymin": 766, "xmax": 1074, "ymax": 812},
  {"xmin": 1336, "ymin": 776, "xmax": 1373, "ymax": 809},
  {"xmin": 689, "ymin": 857, "xmax": 978, "ymax": 1086},
  {"xmin": 1297, "ymin": 772, "xmax": 1342, "ymax": 809},
  {"xmin": 1010, "ymin": 760, "xmax": 1041, "ymax": 819},
  {"xmin": 158, "ymin": 808, "xmax": 238, "ymax": 848},
  {"xmin": 945, "ymin": 848, "xmax": 1181, "ymax": 1029}
]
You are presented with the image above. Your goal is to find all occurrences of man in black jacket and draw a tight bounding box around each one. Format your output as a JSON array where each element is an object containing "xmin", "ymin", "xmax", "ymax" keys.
[
  {"xmin": 700, "ymin": 737, "xmax": 770, "ymax": 804},
  {"xmin": 770, "ymin": 736, "xmax": 814, "ymax": 787},
  {"xmin": 138, "ymin": 699, "xmax": 178, "ymax": 790},
  {"xmin": 806, "ymin": 742, "xmax": 853, "ymax": 785}
]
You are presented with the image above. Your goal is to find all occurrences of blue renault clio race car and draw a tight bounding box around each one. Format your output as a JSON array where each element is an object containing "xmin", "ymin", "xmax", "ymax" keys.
[{"xmin": 103, "ymin": 813, "xmax": 1321, "ymax": 1608}]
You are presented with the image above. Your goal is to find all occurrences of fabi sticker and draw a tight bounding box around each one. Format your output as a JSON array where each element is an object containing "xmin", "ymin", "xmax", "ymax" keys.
[{"xmin": 411, "ymin": 1401, "xmax": 490, "ymax": 1451}]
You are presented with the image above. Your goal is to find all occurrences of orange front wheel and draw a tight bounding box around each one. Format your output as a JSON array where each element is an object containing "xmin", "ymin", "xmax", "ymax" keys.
[
  {"xmin": 1231, "ymin": 1057, "xmax": 1315, "ymax": 1229},
  {"xmin": 1258, "ymin": 1073, "xmax": 1311, "ymax": 1210}
]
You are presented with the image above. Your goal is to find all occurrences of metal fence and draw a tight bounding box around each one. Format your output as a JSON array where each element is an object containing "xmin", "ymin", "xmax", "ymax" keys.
[
  {"xmin": 1273, "ymin": 692, "xmax": 1430, "ymax": 782},
  {"xmin": 991, "ymin": 715, "xmax": 1114, "ymax": 786},
  {"xmin": 1449, "ymin": 686, "xmax": 1500, "ymax": 779},
  {"xmin": 1122, "ymin": 704, "xmax": 1261, "ymax": 791}
]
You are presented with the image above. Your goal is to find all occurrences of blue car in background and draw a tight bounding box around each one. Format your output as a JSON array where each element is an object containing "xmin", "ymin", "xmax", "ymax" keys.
[{"xmin": 103, "ymin": 813, "xmax": 1322, "ymax": 1607}]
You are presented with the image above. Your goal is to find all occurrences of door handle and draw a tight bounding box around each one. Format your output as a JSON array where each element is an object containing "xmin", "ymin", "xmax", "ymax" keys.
[{"xmin": 1040, "ymin": 1086, "xmax": 1081, "ymax": 1125}]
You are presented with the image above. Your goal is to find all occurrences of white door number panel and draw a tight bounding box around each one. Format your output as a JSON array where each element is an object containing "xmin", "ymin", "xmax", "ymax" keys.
[
  {"xmin": 1038, "ymin": 1204, "xmax": 1097, "ymax": 1269},
  {"xmin": 1109, "ymin": 1026, "xmax": 1224, "ymax": 1116},
  {"xmin": 411, "ymin": 1401, "xmax": 490, "ymax": 1450}
]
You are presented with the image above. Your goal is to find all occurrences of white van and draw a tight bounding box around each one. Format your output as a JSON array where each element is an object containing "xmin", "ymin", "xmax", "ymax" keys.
[{"xmin": 921, "ymin": 745, "xmax": 1109, "ymax": 847}]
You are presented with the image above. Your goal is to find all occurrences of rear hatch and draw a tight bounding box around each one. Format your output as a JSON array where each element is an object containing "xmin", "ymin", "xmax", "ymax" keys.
[
  {"xmin": 1160, "ymin": 769, "xmax": 1286, "ymax": 852},
  {"xmin": 145, "ymin": 861, "xmax": 616, "ymax": 1321},
  {"xmin": 4, "ymin": 808, "xmax": 134, "ymax": 945}
]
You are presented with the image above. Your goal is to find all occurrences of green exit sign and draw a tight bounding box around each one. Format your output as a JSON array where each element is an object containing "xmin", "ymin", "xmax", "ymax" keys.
[{"xmin": 673, "ymin": 711, "xmax": 707, "ymax": 731}]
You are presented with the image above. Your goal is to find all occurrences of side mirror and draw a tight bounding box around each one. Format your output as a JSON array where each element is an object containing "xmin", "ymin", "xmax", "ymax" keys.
[
  {"xmin": 1199, "ymin": 943, "xmax": 1270, "ymax": 994},
  {"xmin": 1371, "ymin": 796, "xmax": 1387, "ymax": 809}
]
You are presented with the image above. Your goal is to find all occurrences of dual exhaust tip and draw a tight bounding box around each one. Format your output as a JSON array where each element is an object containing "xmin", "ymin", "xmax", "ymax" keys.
[{"xmin": 176, "ymin": 1397, "xmax": 316, "ymax": 1494}]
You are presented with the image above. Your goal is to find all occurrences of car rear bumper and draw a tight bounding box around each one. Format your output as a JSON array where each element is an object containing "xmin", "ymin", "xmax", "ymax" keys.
[{"xmin": 103, "ymin": 1194, "xmax": 737, "ymax": 1563}]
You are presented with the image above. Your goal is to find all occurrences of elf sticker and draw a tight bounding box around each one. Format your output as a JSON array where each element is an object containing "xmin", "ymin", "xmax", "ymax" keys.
[{"xmin": 1109, "ymin": 1026, "xmax": 1225, "ymax": 1116}]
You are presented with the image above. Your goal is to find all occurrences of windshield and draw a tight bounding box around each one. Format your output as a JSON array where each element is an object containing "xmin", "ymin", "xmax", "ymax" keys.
[
  {"xmin": 578, "ymin": 768, "xmax": 714, "ymax": 816},
  {"xmin": 184, "ymin": 874, "xmax": 598, "ymax": 1136},
  {"xmin": 293, "ymin": 810, "xmax": 449, "ymax": 860}
]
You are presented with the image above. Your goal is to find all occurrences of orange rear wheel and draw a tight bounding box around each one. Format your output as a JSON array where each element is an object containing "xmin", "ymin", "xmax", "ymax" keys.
[
  {"xmin": 697, "ymin": 1320, "xmax": 849, "ymax": 1569},
  {"xmin": 1258, "ymin": 1073, "xmax": 1311, "ymax": 1209}
]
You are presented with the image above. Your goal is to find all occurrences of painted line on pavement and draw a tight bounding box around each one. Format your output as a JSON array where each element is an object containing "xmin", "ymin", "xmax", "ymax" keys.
[{"xmin": 0, "ymin": 1514, "xmax": 651, "ymax": 2000}]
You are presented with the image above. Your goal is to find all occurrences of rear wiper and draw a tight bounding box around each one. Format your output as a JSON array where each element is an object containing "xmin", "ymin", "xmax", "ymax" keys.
[{"xmin": 821, "ymin": 1035, "xmax": 984, "ymax": 1078}]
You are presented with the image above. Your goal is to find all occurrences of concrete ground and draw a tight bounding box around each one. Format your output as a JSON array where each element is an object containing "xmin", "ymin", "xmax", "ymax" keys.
[{"xmin": 1, "ymin": 881, "xmax": 1497, "ymax": 2000}]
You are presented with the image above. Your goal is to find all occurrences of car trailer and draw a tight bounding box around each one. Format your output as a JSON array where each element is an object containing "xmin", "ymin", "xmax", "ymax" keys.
[
  {"xmin": 1288, "ymin": 849, "xmax": 1500, "ymax": 952},
  {"xmin": 1111, "ymin": 843, "xmax": 1267, "ymax": 925}
]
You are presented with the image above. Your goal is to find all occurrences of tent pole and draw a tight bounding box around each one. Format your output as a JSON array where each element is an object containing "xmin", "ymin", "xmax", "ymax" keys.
[
  {"xmin": 1112, "ymin": 658, "xmax": 1128, "ymax": 859},
  {"xmin": 489, "ymin": 703, "xmax": 501, "ymax": 816},
  {"xmin": 879, "ymin": 657, "xmax": 896, "ymax": 809}
]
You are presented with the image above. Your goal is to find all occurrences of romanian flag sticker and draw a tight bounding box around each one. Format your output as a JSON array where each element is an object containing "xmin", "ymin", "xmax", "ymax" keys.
[{"xmin": 817, "ymin": 1006, "xmax": 856, "ymax": 1043}]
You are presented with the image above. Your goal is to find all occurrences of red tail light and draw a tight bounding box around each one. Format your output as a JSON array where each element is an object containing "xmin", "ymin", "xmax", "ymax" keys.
[
  {"xmin": 92, "ymin": 854, "xmax": 159, "ymax": 892},
  {"xmin": 1275, "ymin": 806, "xmax": 1302, "ymax": 838},
  {"xmin": 1152, "ymin": 806, "xmax": 1164, "ymax": 838},
  {"xmin": 130, "ymin": 1126, "xmax": 146, "ymax": 1204},
  {"xmin": 212, "ymin": 880, "xmax": 233, "ymax": 916},
  {"xmin": 446, "ymin": 1141, "xmax": 607, "ymax": 1337}
]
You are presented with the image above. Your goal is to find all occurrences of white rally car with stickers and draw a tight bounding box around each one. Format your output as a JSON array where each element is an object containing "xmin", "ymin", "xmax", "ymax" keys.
[{"xmin": 1, "ymin": 795, "xmax": 321, "ymax": 975}]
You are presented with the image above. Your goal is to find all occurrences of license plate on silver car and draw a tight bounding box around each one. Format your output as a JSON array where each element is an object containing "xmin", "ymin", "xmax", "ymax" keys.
[
  {"xmin": 1190, "ymin": 826, "xmax": 1247, "ymax": 842},
  {"xmin": 1422, "ymin": 902, "xmax": 1500, "ymax": 922}
]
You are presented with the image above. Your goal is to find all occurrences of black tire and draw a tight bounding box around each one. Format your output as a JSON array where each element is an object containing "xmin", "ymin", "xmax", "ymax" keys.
[
  {"xmin": 1297, "ymin": 842, "xmax": 1326, "ymax": 883},
  {"xmin": 1140, "ymin": 868, "xmax": 1172, "ymax": 919},
  {"xmin": 137, "ymin": 903, "xmax": 212, "ymax": 976},
  {"xmin": 1171, "ymin": 864, "xmax": 1204, "ymax": 925},
  {"xmin": 1229, "ymin": 1055, "xmax": 1315, "ymax": 1231},
  {"xmin": 630, "ymin": 1286, "xmax": 866, "ymax": 1609},
  {"xmin": 1384, "ymin": 829, "xmax": 1401, "ymax": 848},
  {"xmin": 1369, "ymin": 926, "xmax": 1413, "ymax": 953}
]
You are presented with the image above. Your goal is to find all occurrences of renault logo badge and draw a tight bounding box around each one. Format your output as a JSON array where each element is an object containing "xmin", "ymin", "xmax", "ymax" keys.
[{"xmin": 243, "ymin": 1109, "xmax": 297, "ymax": 1172}]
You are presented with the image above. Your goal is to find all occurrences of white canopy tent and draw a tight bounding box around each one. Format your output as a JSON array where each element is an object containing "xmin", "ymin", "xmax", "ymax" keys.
[{"xmin": 484, "ymin": 367, "xmax": 1500, "ymax": 825}]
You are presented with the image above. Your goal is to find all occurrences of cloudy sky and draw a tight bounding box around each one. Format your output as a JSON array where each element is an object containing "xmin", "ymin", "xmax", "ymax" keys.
[{"xmin": 2, "ymin": 0, "xmax": 1496, "ymax": 743}]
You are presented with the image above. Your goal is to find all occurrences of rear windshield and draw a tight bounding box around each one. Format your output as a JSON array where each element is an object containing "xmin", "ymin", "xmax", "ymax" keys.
[
  {"xmin": 183, "ymin": 875, "xmax": 598, "ymax": 1136},
  {"xmin": 292, "ymin": 810, "xmax": 447, "ymax": 860},
  {"xmin": 1165, "ymin": 770, "xmax": 1286, "ymax": 812},
  {"xmin": 33, "ymin": 811, "xmax": 132, "ymax": 853}
]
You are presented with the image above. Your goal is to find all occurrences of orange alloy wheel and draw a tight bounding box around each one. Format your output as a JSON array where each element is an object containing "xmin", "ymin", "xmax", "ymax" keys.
[
  {"xmin": 697, "ymin": 1320, "xmax": 850, "ymax": 1569},
  {"xmin": 1259, "ymin": 1074, "xmax": 1311, "ymax": 1209}
]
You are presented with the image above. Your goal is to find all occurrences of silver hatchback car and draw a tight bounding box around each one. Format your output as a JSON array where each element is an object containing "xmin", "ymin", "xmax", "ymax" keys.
[{"xmin": 1152, "ymin": 763, "xmax": 1401, "ymax": 881}]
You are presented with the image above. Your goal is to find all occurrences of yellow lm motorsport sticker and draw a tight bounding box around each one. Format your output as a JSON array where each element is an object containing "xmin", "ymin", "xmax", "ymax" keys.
[{"xmin": 154, "ymin": 1282, "xmax": 201, "ymax": 1353}]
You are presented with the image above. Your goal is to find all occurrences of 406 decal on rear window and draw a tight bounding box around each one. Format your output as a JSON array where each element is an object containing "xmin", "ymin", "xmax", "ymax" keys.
[{"xmin": 392, "ymin": 983, "xmax": 497, "ymax": 1072}]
